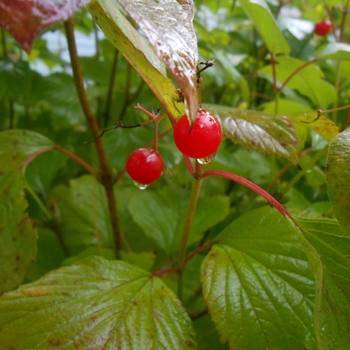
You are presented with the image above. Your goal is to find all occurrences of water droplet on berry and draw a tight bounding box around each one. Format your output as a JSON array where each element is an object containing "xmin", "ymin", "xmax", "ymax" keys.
[
  {"xmin": 133, "ymin": 180, "xmax": 149, "ymax": 190},
  {"xmin": 197, "ymin": 153, "xmax": 216, "ymax": 165}
]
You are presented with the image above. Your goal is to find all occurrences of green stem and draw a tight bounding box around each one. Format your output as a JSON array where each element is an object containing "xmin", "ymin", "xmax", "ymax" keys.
[
  {"xmin": 104, "ymin": 48, "xmax": 119, "ymax": 127},
  {"xmin": 177, "ymin": 161, "xmax": 204, "ymax": 300},
  {"xmin": 26, "ymin": 184, "xmax": 52, "ymax": 220},
  {"xmin": 279, "ymin": 146, "xmax": 328, "ymax": 196},
  {"xmin": 1, "ymin": 29, "xmax": 7, "ymax": 58},
  {"xmin": 64, "ymin": 18, "xmax": 122, "ymax": 256}
]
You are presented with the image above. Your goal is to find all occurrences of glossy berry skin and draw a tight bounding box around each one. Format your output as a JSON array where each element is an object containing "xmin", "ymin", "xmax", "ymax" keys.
[
  {"xmin": 174, "ymin": 109, "xmax": 222, "ymax": 159},
  {"xmin": 314, "ymin": 20, "xmax": 332, "ymax": 36},
  {"xmin": 126, "ymin": 148, "xmax": 163, "ymax": 185}
]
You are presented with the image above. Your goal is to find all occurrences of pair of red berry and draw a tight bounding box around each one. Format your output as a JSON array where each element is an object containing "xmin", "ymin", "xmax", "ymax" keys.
[{"xmin": 126, "ymin": 109, "xmax": 222, "ymax": 186}]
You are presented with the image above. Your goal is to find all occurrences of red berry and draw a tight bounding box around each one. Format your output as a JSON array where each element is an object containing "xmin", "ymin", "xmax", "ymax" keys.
[
  {"xmin": 314, "ymin": 20, "xmax": 332, "ymax": 36},
  {"xmin": 126, "ymin": 148, "xmax": 163, "ymax": 185},
  {"xmin": 174, "ymin": 109, "xmax": 222, "ymax": 159}
]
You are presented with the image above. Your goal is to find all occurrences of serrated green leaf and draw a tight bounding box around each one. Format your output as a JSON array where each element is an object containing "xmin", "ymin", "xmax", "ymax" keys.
[
  {"xmin": 0, "ymin": 256, "xmax": 197, "ymax": 349},
  {"xmin": 326, "ymin": 128, "xmax": 350, "ymax": 234},
  {"xmin": 128, "ymin": 188, "xmax": 229, "ymax": 255},
  {"xmin": 88, "ymin": 0, "xmax": 184, "ymax": 120},
  {"xmin": 259, "ymin": 56, "xmax": 337, "ymax": 109},
  {"xmin": 204, "ymin": 104, "xmax": 299, "ymax": 164},
  {"xmin": 294, "ymin": 216, "xmax": 350, "ymax": 349},
  {"xmin": 50, "ymin": 175, "xmax": 114, "ymax": 248},
  {"xmin": 239, "ymin": 0, "xmax": 290, "ymax": 54},
  {"xmin": 0, "ymin": 130, "xmax": 54, "ymax": 294},
  {"xmin": 201, "ymin": 207, "xmax": 316, "ymax": 349},
  {"xmin": 289, "ymin": 111, "xmax": 339, "ymax": 142}
]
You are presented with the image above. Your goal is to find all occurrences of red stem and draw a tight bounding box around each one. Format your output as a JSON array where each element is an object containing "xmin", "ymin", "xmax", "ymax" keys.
[{"xmin": 204, "ymin": 170, "xmax": 292, "ymax": 218}]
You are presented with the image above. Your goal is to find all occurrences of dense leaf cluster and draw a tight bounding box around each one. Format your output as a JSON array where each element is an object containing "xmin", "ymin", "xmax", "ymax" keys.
[{"xmin": 0, "ymin": 0, "xmax": 350, "ymax": 349}]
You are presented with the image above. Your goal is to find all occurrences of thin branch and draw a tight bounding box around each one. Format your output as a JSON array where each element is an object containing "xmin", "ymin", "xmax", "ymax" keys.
[
  {"xmin": 64, "ymin": 18, "xmax": 122, "ymax": 254},
  {"xmin": 104, "ymin": 48, "xmax": 119, "ymax": 127},
  {"xmin": 1, "ymin": 29, "xmax": 7, "ymax": 58},
  {"xmin": 184, "ymin": 241, "xmax": 214, "ymax": 265},
  {"xmin": 278, "ymin": 58, "xmax": 318, "ymax": 92},
  {"xmin": 204, "ymin": 169, "xmax": 292, "ymax": 219},
  {"xmin": 152, "ymin": 267, "xmax": 178, "ymax": 277},
  {"xmin": 53, "ymin": 145, "xmax": 97, "ymax": 175}
]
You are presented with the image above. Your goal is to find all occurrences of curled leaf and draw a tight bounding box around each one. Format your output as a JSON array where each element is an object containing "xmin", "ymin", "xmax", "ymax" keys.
[
  {"xmin": 0, "ymin": 0, "xmax": 91, "ymax": 52},
  {"xmin": 118, "ymin": 0, "xmax": 199, "ymax": 121}
]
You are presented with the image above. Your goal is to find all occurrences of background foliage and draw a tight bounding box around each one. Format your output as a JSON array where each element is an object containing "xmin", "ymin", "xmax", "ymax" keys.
[{"xmin": 0, "ymin": 0, "xmax": 350, "ymax": 349}]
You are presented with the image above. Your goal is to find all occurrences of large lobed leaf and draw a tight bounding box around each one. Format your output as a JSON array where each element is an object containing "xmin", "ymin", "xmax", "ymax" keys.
[
  {"xmin": 201, "ymin": 207, "xmax": 316, "ymax": 349},
  {"xmin": 204, "ymin": 104, "xmax": 299, "ymax": 164},
  {"xmin": 88, "ymin": 0, "xmax": 184, "ymax": 121},
  {"xmin": 0, "ymin": 256, "xmax": 197, "ymax": 349},
  {"xmin": 0, "ymin": 130, "xmax": 54, "ymax": 294},
  {"xmin": 294, "ymin": 216, "xmax": 350, "ymax": 349},
  {"xmin": 117, "ymin": 0, "xmax": 199, "ymax": 122},
  {"xmin": 0, "ymin": 0, "xmax": 91, "ymax": 52},
  {"xmin": 326, "ymin": 128, "xmax": 350, "ymax": 234}
]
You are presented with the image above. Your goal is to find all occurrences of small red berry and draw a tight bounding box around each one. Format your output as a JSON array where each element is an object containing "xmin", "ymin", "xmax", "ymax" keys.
[
  {"xmin": 174, "ymin": 109, "xmax": 222, "ymax": 159},
  {"xmin": 314, "ymin": 20, "xmax": 332, "ymax": 36},
  {"xmin": 126, "ymin": 148, "xmax": 163, "ymax": 185}
]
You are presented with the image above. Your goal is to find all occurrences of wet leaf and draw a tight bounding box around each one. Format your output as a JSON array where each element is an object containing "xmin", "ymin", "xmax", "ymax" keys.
[
  {"xmin": 289, "ymin": 111, "xmax": 339, "ymax": 142},
  {"xmin": 239, "ymin": 0, "xmax": 290, "ymax": 54},
  {"xmin": 204, "ymin": 104, "xmax": 299, "ymax": 164},
  {"xmin": 0, "ymin": 130, "xmax": 54, "ymax": 294},
  {"xmin": 0, "ymin": 256, "xmax": 197, "ymax": 349},
  {"xmin": 326, "ymin": 128, "xmax": 350, "ymax": 234},
  {"xmin": 294, "ymin": 216, "xmax": 350, "ymax": 348},
  {"xmin": 0, "ymin": 0, "xmax": 91, "ymax": 52},
  {"xmin": 128, "ymin": 188, "xmax": 229, "ymax": 255},
  {"xmin": 117, "ymin": 0, "xmax": 199, "ymax": 121},
  {"xmin": 201, "ymin": 207, "xmax": 316, "ymax": 349},
  {"xmin": 88, "ymin": 0, "xmax": 184, "ymax": 120}
]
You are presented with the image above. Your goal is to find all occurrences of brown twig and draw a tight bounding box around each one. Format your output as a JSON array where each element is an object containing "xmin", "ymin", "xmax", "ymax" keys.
[{"xmin": 64, "ymin": 18, "xmax": 122, "ymax": 255}]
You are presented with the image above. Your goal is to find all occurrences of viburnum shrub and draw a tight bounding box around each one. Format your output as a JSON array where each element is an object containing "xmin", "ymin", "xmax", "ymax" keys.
[
  {"xmin": 314, "ymin": 19, "xmax": 333, "ymax": 36},
  {"xmin": 174, "ymin": 109, "xmax": 222, "ymax": 159},
  {"xmin": 126, "ymin": 148, "xmax": 163, "ymax": 186},
  {"xmin": 1, "ymin": 1, "xmax": 350, "ymax": 350}
]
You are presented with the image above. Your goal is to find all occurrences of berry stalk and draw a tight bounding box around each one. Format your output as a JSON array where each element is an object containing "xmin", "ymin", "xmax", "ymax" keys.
[{"xmin": 204, "ymin": 169, "xmax": 292, "ymax": 218}]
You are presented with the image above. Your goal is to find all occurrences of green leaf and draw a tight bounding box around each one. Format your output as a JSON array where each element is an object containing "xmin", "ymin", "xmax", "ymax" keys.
[
  {"xmin": 318, "ymin": 42, "xmax": 350, "ymax": 60},
  {"xmin": 289, "ymin": 111, "xmax": 339, "ymax": 142},
  {"xmin": 204, "ymin": 104, "xmax": 299, "ymax": 164},
  {"xmin": 201, "ymin": 207, "xmax": 316, "ymax": 349},
  {"xmin": 239, "ymin": 0, "xmax": 290, "ymax": 54},
  {"xmin": 326, "ymin": 128, "xmax": 350, "ymax": 234},
  {"xmin": 128, "ymin": 188, "xmax": 230, "ymax": 255},
  {"xmin": 259, "ymin": 56, "xmax": 337, "ymax": 108},
  {"xmin": 117, "ymin": 0, "xmax": 199, "ymax": 121},
  {"xmin": 0, "ymin": 256, "xmax": 197, "ymax": 349},
  {"xmin": 0, "ymin": 130, "xmax": 54, "ymax": 294},
  {"xmin": 0, "ymin": 59, "xmax": 37, "ymax": 103},
  {"xmin": 25, "ymin": 227, "xmax": 67, "ymax": 282},
  {"xmin": 50, "ymin": 175, "xmax": 114, "ymax": 248},
  {"xmin": 88, "ymin": 0, "xmax": 184, "ymax": 120},
  {"xmin": 294, "ymin": 216, "xmax": 350, "ymax": 348}
]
